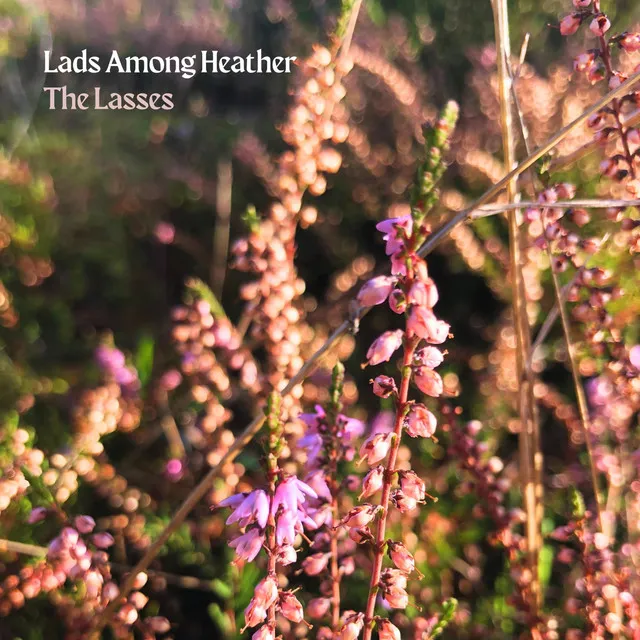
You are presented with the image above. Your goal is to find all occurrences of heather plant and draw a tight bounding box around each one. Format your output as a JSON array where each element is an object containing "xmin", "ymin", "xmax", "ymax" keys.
[{"xmin": 2, "ymin": 0, "xmax": 640, "ymax": 638}]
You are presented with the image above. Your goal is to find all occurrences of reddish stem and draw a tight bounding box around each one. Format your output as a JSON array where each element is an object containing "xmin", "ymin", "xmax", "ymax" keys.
[
  {"xmin": 362, "ymin": 339, "xmax": 418, "ymax": 639},
  {"xmin": 594, "ymin": 1, "xmax": 636, "ymax": 179},
  {"xmin": 329, "ymin": 492, "xmax": 342, "ymax": 631}
]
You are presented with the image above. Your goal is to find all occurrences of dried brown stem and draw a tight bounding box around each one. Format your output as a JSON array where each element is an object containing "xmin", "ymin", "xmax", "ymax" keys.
[{"xmin": 492, "ymin": 0, "xmax": 541, "ymax": 610}]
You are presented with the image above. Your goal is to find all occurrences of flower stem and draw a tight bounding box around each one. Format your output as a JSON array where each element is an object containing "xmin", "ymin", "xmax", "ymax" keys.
[{"xmin": 362, "ymin": 339, "xmax": 418, "ymax": 639}]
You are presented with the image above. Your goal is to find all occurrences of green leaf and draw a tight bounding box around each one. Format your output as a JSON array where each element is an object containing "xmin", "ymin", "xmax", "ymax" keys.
[
  {"xmin": 539, "ymin": 544, "xmax": 553, "ymax": 592},
  {"xmin": 134, "ymin": 334, "xmax": 155, "ymax": 387}
]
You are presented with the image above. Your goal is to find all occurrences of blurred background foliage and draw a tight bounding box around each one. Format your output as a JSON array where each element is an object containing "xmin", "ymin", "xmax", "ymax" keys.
[{"xmin": 1, "ymin": 0, "xmax": 639, "ymax": 637}]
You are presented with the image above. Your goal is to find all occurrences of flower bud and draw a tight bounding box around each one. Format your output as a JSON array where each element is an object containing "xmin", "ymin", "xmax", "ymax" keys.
[
  {"xmin": 279, "ymin": 591, "xmax": 304, "ymax": 623},
  {"xmin": 388, "ymin": 541, "xmax": 416, "ymax": 573},
  {"xmin": 371, "ymin": 375, "xmax": 398, "ymax": 398},
  {"xmin": 560, "ymin": 14, "xmax": 581, "ymax": 36},
  {"xmin": 366, "ymin": 330, "xmax": 404, "ymax": 366},
  {"xmin": 378, "ymin": 619, "xmax": 402, "ymax": 640},
  {"xmin": 357, "ymin": 276, "xmax": 395, "ymax": 307},
  {"xmin": 360, "ymin": 466, "xmax": 385, "ymax": 499},
  {"xmin": 74, "ymin": 515, "xmax": 96, "ymax": 534},
  {"xmin": 405, "ymin": 404, "xmax": 437, "ymax": 438},
  {"xmin": 340, "ymin": 613, "xmax": 364, "ymax": 639},
  {"xmin": 590, "ymin": 14, "xmax": 611, "ymax": 36},
  {"xmin": 302, "ymin": 552, "xmax": 330, "ymax": 576},
  {"xmin": 414, "ymin": 367, "xmax": 444, "ymax": 397}
]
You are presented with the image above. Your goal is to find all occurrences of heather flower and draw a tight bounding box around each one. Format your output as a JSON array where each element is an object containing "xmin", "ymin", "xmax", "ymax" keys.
[
  {"xmin": 388, "ymin": 541, "xmax": 416, "ymax": 574},
  {"xmin": 414, "ymin": 367, "xmax": 444, "ymax": 397},
  {"xmin": 389, "ymin": 289, "xmax": 408, "ymax": 313},
  {"xmin": 590, "ymin": 14, "xmax": 611, "ymax": 36},
  {"xmin": 357, "ymin": 275, "xmax": 395, "ymax": 307},
  {"xmin": 340, "ymin": 612, "xmax": 365, "ymax": 639},
  {"xmin": 360, "ymin": 466, "xmax": 385, "ymax": 499},
  {"xmin": 375, "ymin": 216, "xmax": 413, "ymax": 255},
  {"xmin": 407, "ymin": 307, "xmax": 449, "ymax": 343},
  {"xmin": 416, "ymin": 346, "xmax": 444, "ymax": 369},
  {"xmin": 74, "ymin": 516, "xmax": 96, "ymax": 534},
  {"xmin": 308, "ymin": 597, "xmax": 331, "ymax": 619},
  {"xmin": 28, "ymin": 507, "xmax": 48, "ymax": 524},
  {"xmin": 359, "ymin": 432, "xmax": 394, "ymax": 465},
  {"xmin": 619, "ymin": 32, "xmax": 640, "ymax": 52},
  {"xmin": 398, "ymin": 471, "xmax": 426, "ymax": 502},
  {"xmin": 225, "ymin": 489, "xmax": 270, "ymax": 528},
  {"xmin": 405, "ymin": 404, "xmax": 437, "ymax": 438},
  {"xmin": 560, "ymin": 14, "xmax": 581, "ymax": 36},
  {"xmin": 270, "ymin": 476, "xmax": 317, "ymax": 516},
  {"xmin": 302, "ymin": 552, "xmax": 331, "ymax": 576},
  {"xmin": 366, "ymin": 330, "xmax": 404, "ymax": 366},
  {"xmin": 340, "ymin": 504, "xmax": 380, "ymax": 529},
  {"xmin": 378, "ymin": 619, "xmax": 402, "ymax": 640},
  {"xmin": 279, "ymin": 591, "xmax": 304, "ymax": 622},
  {"xmin": 371, "ymin": 375, "xmax": 397, "ymax": 398},
  {"xmin": 229, "ymin": 529, "xmax": 265, "ymax": 563}
]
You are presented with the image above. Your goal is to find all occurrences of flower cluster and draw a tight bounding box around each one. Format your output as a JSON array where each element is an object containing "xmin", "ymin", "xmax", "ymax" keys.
[{"xmin": 337, "ymin": 209, "xmax": 450, "ymax": 638}]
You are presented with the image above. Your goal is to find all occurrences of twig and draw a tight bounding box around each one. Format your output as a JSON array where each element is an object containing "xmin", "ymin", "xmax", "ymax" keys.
[
  {"xmin": 492, "ymin": 0, "xmax": 541, "ymax": 610},
  {"xmin": 472, "ymin": 198, "xmax": 640, "ymax": 216},
  {"xmin": 90, "ymin": 66, "xmax": 640, "ymax": 637}
]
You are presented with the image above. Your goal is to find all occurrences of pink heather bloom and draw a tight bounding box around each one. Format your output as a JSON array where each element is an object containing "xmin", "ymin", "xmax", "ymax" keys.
[
  {"xmin": 590, "ymin": 14, "xmax": 610, "ymax": 36},
  {"xmin": 389, "ymin": 289, "xmax": 407, "ymax": 314},
  {"xmin": 340, "ymin": 613, "xmax": 365, "ymax": 639},
  {"xmin": 371, "ymin": 375, "xmax": 397, "ymax": 398},
  {"xmin": 275, "ymin": 545, "xmax": 297, "ymax": 566},
  {"xmin": 305, "ymin": 470, "xmax": 332, "ymax": 501},
  {"xmin": 254, "ymin": 576, "xmax": 278, "ymax": 608},
  {"xmin": 244, "ymin": 601, "xmax": 268, "ymax": 628},
  {"xmin": 229, "ymin": 529, "xmax": 265, "ymax": 562},
  {"xmin": 339, "ymin": 416, "xmax": 366, "ymax": 441},
  {"xmin": 391, "ymin": 489, "xmax": 418, "ymax": 513},
  {"xmin": 388, "ymin": 541, "xmax": 416, "ymax": 573},
  {"xmin": 359, "ymin": 432, "xmax": 394, "ymax": 465},
  {"xmin": 573, "ymin": 0, "xmax": 591, "ymax": 6},
  {"xmin": 279, "ymin": 591, "xmax": 304, "ymax": 622},
  {"xmin": 417, "ymin": 346, "xmax": 444, "ymax": 369},
  {"xmin": 302, "ymin": 552, "xmax": 330, "ymax": 576},
  {"xmin": 357, "ymin": 275, "xmax": 395, "ymax": 307},
  {"xmin": 146, "ymin": 617, "xmax": 171, "ymax": 633},
  {"xmin": 275, "ymin": 510, "xmax": 298, "ymax": 546},
  {"xmin": 560, "ymin": 13, "xmax": 581, "ymax": 36},
  {"xmin": 376, "ymin": 215, "xmax": 413, "ymax": 255},
  {"xmin": 383, "ymin": 586, "xmax": 409, "ymax": 609},
  {"xmin": 405, "ymin": 404, "xmax": 437, "ymax": 438},
  {"xmin": 225, "ymin": 489, "xmax": 270, "ymax": 529},
  {"xmin": 74, "ymin": 515, "xmax": 96, "ymax": 534},
  {"xmin": 414, "ymin": 367, "xmax": 444, "ymax": 397},
  {"xmin": 408, "ymin": 306, "xmax": 449, "ymax": 344},
  {"xmin": 378, "ymin": 620, "xmax": 402, "ymax": 640},
  {"xmin": 253, "ymin": 626, "xmax": 275, "ymax": 640},
  {"xmin": 271, "ymin": 476, "xmax": 317, "ymax": 516},
  {"xmin": 340, "ymin": 504, "xmax": 379, "ymax": 528},
  {"xmin": 408, "ymin": 279, "xmax": 438, "ymax": 308},
  {"xmin": 620, "ymin": 32, "xmax": 640, "ymax": 52},
  {"xmin": 366, "ymin": 330, "xmax": 404, "ymax": 366},
  {"xmin": 307, "ymin": 597, "xmax": 331, "ymax": 619},
  {"xmin": 360, "ymin": 465, "xmax": 385, "ymax": 499},
  {"xmin": 28, "ymin": 506, "xmax": 48, "ymax": 524},
  {"xmin": 399, "ymin": 470, "xmax": 426, "ymax": 501},
  {"xmin": 92, "ymin": 532, "xmax": 115, "ymax": 548}
]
